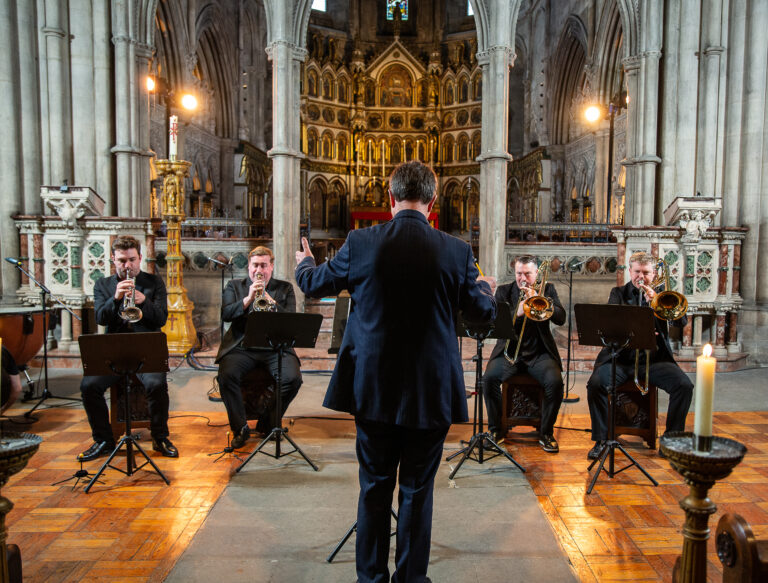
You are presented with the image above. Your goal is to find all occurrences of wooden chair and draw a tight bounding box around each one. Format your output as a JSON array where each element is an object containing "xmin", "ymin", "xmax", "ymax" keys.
[
  {"xmin": 716, "ymin": 513, "xmax": 768, "ymax": 583},
  {"xmin": 500, "ymin": 373, "xmax": 543, "ymax": 435},
  {"xmin": 109, "ymin": 380, "xmax": 151, "ymax": 442},
  {"xmin": 613, "ymin": 380, "xmax": 658, "ymax": 449}
]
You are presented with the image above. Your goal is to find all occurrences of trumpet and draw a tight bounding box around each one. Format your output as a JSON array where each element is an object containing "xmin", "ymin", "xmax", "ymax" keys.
[
  {"xmin": 119, "ymin": 268, "xmax": 143, "ymax": 323},
  {"xmin": 251, "ymin": 273, "xmax": 276, "ymax": 312},
  {"xmin": 504, "ymin": 260, "xmax": 554, "ymax": 363},
  {"xmin": 633, "ymin": 258, "xmax": 688, "ymax": 394}
]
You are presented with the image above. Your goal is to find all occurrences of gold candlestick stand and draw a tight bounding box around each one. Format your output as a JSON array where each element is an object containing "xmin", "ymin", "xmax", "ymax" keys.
[
  {"xmin": 660, "ymin": 431, "xmax": 747, "ymax": 583},
  {"xmin": 0, "ymin": 433, "xmax": 42, "ymax": 582},
  {"xmin": 154, "ymin": 159, "xmax": 197, "ymax": 355}
]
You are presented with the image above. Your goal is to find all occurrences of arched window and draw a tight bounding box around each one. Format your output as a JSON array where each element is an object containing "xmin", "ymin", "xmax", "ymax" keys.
[
  {"xmin": 322, "ymin": 132, "xmax": 333, "ymax": 159},
  {"xmin": 386, "ymin": 0, "xmax": 408, "ymax": 20},
  {"xmin": 322, "ymin": 73, "xmax": 334, "ymax": 100},
  {"xmin": 307, "ymin": 129, "xmax": 319, "ymax": 157},
  {"xmin": 337, "ymin": 134, "xmax": 348, "ymax": 161}
]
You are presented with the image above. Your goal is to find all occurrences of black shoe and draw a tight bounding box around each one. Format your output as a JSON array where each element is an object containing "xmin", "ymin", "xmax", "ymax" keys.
[
  {"xmin": 78, "ymin": 441, "xmax": 116, "ymax": 462},
  {"xmin": 230, "ymin": 425, "xmax": 250, "ymax": 449},
  {"xmin": 587, "ymin": 440, "xmax": 606, "ymax": 460},
  {"xmin": 152, "ymin": 437, "xmax": 179, "ymax": 458},
  {"xmin": 539, "ymin": 434, "xmax": 559, "ymax": 453},
  {"xmin": 490, "ymin": 429, "xmax": 506, "ymax": 443}
]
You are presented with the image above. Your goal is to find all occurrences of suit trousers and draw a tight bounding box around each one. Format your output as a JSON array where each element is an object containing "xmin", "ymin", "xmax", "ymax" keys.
[
  {"xmin": 586, "ymin": 360, "xmax": 694, "ymax": 441},
  {"xmin": 81, "ymin": 372, "xmax": 169, "ymax": 443},
  {"xmin": 482, "ymin": 352, "xmax": 564, "ymax": 437},
  {"xmin": 217, "ymin": 347, "xmax": 302, "ymax": 433},
  {"xmin": 354, "ymin": 418, "xmax": 448, "ymax": 583}
]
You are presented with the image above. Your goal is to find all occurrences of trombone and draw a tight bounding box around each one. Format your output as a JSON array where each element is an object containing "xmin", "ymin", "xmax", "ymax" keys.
[
  {"xmin": 633, "ymin": 258, "xmax": 688, "ymax": 394},
  {"xmin": 503, "ymin": 260, "xmax": 554, "ymax": 364}
]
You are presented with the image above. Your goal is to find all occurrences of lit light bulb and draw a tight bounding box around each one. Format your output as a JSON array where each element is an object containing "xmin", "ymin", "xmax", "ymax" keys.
[
  {"xmin": 181, "ymin": 93, "xmax": 198, "ymax": 111},
  {"xmin": 584, "ymin": 105, "xmax": 601, "ymax": 123},
  {"xmin": 146, "ymin": 76, "xmax": 156, "ymax": 92}
]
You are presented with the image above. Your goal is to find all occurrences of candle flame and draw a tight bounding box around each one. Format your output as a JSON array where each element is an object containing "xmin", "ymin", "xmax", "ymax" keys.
[{"xmin": 703, "ymin": 343, "xmax": 712, "ymax": 357}]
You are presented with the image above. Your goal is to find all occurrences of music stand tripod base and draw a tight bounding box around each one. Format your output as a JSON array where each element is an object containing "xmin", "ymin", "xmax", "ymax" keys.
[
  {"xmin": 235, "ymin": 312, "xmax": 323, "ymax": 473},
  {"xmin": 77, "ymin": 332, "xmax": 172, "ymax": 492}
]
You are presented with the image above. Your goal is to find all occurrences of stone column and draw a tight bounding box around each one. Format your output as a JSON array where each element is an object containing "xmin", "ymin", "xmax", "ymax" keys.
[
  {"xmin": 112, "ymin": 0, "xmax": 135, "ymax": 217},
  {"xmin": 17, "ymin": 0, "xmax": 42, "ymax": 214},
  {"xmin": 93, "ymin": 1, "xmax": 113, "ymax": 211},
  {"xmin": 681, "ymin": 317, "xmax": 694, "ymax": 358},
  {"xmin": 477, "ymin": 46, "xmax": 514, "ymax": 278},
  {"xmin": 727, "ymin": 312, "xmax": 739, "ymax": 353},
  {"xmin": 266, "ymin": 39, "xmax": 306, "ymax": 285},
  {"xmin": 714, "ymin": 312, "xmax": 727, "ymax": 358},
  {"xmin": 60, "ymin": 311, "xmax": 73, "ymax": 350},
  {"xmin": 40, "ymin": 0, "xmax": 72, "ymax": 185},
  {"xmin": 717, "ymin": 243, "xmax": 729, "ymax": 296},
  {"xmin": 70, "ymin": 0, "xmax": 97, "ymax": 190},
  {"xmin": 695, "ymin": 0, "xmax": 726, "ymax": 199},
  {"xmin": 0, "ymin": 0, "xmax": 22, "ymax": 302}
]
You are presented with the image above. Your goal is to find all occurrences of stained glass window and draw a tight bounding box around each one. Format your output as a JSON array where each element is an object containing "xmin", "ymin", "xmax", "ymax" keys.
[{"xmin": 386, "ymin": 0, "xmax": 408, "ymax": 21}]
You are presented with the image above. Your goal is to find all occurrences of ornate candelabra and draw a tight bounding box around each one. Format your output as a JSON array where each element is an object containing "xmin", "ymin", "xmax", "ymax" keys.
[
  {"xmin": 660, "ymin": 431, "xmax": 747, "ymax": 583},
  {"xmin": 154, "ymin": 159, "xmax": 197, "ymax": 355},
  {"xmin": 0, "ymin": 433, "xmax": 42, "ymax": 583}
]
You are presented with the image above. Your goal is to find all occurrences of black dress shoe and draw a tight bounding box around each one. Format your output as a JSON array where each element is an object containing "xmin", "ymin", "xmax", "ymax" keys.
[
  {"xmin": 230, "ymin": 425, "xmax": 250, "ymax": 449},
  {"xmin": 587, "ymin": 440, "xmax": 606, "ymax": 460},
  {"xmin": 78, "ymin": 441, "xmax": 116, "ymax": 462},
  {"xmin": 539, "ymin": 433, "xmax": 559, "ymax": 453},
  {"xmin": 152, "ymin": 437, "xmax": 179, "ymax": 458}
]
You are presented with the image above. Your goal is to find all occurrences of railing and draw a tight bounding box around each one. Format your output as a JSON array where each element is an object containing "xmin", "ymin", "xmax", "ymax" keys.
[
  {"xmin": 507, "ymin": 222, "xmax": 617, "ymax": 243},
  {"xmin": 154, "ymin": 217, "xmax": 272, "ymax": 239}
]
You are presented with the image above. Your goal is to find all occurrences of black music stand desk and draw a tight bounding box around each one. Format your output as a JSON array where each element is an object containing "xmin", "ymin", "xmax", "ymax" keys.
[
  {"xmin": 574, "ymin": 304, "xmax": 659, "ymax": 493},
  {"xmin": 236, "ymin": 311, "xmax": 323, "ymax": 472},
  {"xmin": 78, "ymin": 332, "xmax": 171, "ymax": 492},
  {"xmin": 447, "ymin": 302, "xmax": 525, "ymax": 479}
]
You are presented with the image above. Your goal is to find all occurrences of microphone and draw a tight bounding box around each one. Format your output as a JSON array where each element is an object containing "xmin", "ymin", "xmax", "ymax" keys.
[
  {"xmin": 4, "ymin": 257, "xmax": 22, "ymax": 266},
  {"xmin": 207, "ymin": 256, "xmax": 229, "ymax": 267},
  {"xmin": 568, "ymin": 258, "xmax": 589, "ymax": 271}
]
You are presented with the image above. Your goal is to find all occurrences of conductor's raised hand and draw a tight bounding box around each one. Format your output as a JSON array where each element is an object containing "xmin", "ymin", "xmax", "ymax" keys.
[{"xmin": 295, "ymin": 237, "xmax": 313, "ymax": 265}]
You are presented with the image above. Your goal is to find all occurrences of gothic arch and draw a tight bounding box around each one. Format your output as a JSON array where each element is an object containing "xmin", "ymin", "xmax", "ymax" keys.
[
  {"xmin": 592, "ymin": 1, "xmax": 625, "ymax": 104},
  {"xmin": 550, "ymin": 15, "xmax": 588, "ymax": 145}
]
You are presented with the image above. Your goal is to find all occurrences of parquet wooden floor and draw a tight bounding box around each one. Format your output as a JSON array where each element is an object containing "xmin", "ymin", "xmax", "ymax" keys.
[{"xmin": 4, "ymin": 408, "xmax": 766, "ymax": 582}]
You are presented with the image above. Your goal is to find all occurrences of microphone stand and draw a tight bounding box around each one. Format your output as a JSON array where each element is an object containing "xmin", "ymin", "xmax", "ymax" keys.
[
  {"xmin": 563, "ymin": 264, "xmax": 580, "ymax": 403},
  {"xmin": 208, "ymin": 257, "xmax": 234, "ymax": 340},
  {"xmin": 6, "ymin": 260, "xmax": 82, "ymax": 417}
]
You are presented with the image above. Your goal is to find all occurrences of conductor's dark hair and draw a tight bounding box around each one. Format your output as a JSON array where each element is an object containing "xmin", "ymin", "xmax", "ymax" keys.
[{"xmin": 388, "ymin": 161, "xmax": 437, "ymax": 205}]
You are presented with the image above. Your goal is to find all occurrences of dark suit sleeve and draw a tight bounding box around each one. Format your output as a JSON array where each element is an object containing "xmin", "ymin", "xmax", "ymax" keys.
[
  {"xmin": 222, "ymin": 280, "xmax": 246, "ymax": 323},
  {"xmin": 93, "ymin": 278, "xmax": 120, "ymax": 327},
  {"xmin": 546, "ymin": 283, "xmax": 566, "ymax": 326},
  {"xmin": 607, "ymin": 286, "xmax": 624, "ymax": 305},
  {"xmin": 295, "ymin": 237, "xmax": 350, "ymax": 298},
  {"xmin": 137, "ymin": 275, "xmax": 168, "ymax": 328},
  {"xmin": 458, "ymin": 245, "xmax": 496, "ymax": 322},
  {"xmin": 275, "ymin": 282, "xmax": 296, "ymax": 313}
]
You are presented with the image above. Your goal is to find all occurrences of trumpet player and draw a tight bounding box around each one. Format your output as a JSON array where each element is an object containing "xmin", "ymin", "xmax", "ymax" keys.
[
  {"xmin": 215, "ymin": 246, "xmax": 302, "ymax": 449},
  {"xmin": 78, "ymin": 236, "xmax": 178, "ymax": 461},
  {"xmin": 586, "ymin": 251, "xmax": 693, "ymax": 460},
  {"xmin": 482, "ymin": 256, "xmax": 566, "ymax": 453}
]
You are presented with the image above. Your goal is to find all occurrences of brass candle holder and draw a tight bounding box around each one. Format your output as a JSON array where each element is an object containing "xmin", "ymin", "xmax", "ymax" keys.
[
  {"xmin": 154, "ymin": 159, "xmax": 197, "ymax": 355},
  {"xmin": 0, "ymin": 433, "xmax": 42, "ymax": 583},
  {"xmin": 660, "ymin": 431, "xmax": 746, "ymax": 583}
]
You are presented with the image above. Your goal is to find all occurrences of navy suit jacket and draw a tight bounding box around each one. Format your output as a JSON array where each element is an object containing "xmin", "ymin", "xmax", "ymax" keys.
[
  {"xmin": 93, "ymin": 271, "xmax": 167, "ymax": 333},
  {"xmin": 295, "ymin": 209, "xmax": 496, "ymax": 429}
]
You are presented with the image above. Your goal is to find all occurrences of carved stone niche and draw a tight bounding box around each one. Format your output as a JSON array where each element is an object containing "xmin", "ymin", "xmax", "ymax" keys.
[
  {"xmin": 40, "ymin": 186, "xmax": 105, "ymax": 227},
  {"xmin": 663, "ymin": 196, "xmax": 722, "ymax": 244}
]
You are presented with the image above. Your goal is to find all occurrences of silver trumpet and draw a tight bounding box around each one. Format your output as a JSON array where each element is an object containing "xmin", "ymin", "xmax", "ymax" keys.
[
  {"xmin": 119, "ymin": 268, "xmax": 143, "ymax": 323},
  {"xmin": 251, "ymin": 273, "xmax": 276, "ymax": 312}
]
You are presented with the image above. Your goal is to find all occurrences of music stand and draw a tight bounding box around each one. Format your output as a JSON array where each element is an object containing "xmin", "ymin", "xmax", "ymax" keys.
[
  {"xmin": 78, "ymin": 332, "xmax": 171, "ymax": 492},
  {"xmin": 574, "ymin": 304, "xmax": 659, "ymax": 493},
  {"xmin": 446, "ymin": 303, "xmax": 525, "ymax": 479},
  {"xmin": 235, "ymin": 311, "xmax": 323, "ymax": 472}
]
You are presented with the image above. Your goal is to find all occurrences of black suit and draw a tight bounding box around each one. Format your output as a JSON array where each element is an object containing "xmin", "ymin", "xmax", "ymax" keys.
[
  {"xmin": 296, "ymin": 209, "xmax": 496, "ymax": 583},
  {"xmin": 80, "ymin": 271, "xmax": 170, "ymax": 443},
  {"xmin": 586, "ymin": 281, "xmax": 694, "ymax": 441},
  {"xmin": 215, "ymin": 276, "xmax": 302, "ymax": 434},
  {"xmin": 482, "ymin": 281, "xmax": 566, "ymax": 437}
]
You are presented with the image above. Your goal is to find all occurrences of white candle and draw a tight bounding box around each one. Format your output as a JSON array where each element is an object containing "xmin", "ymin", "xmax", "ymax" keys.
[
  {"xmin": 368, "ymin": 141, "xmax": 372, "ymax": 176},
  {"xmin": 381, "ymin": 140, "xmax": 385, "ymax": 176},
  {"xmin": 693, "ymin": 343, "xmax": 716, "ymax": 441},
  {"xmin": 169, "ymin": 115, "xmax": 178, "ymax": 160}
]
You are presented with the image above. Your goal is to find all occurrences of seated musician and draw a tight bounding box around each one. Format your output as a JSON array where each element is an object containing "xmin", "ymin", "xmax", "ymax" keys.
[
  {"xmin": 1, "ymin": 346, "xmax": 23, "ymax": 415},
  {"xmin": 78, "ymin": 236, "xmax": 178, "ymax": 461},
  {"xmin": 481, "ymin": 255, "xmax": 566, "ymax": 453},
  {"xmin": 215, "ymin": 246, "xmax": 302, "ymax": 449},
  {"xmin": 586, "ymin": 251, "xmax": 693, "ymax": 459}
]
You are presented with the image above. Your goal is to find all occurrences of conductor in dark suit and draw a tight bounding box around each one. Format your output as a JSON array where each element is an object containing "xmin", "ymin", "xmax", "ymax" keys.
[
  {"xmin": 295, "ymin": 161, "xmax": 496, "ymax": 583},
  {"xmin": 215, "ymin": 246, "xmax": 302, "ymax": 449},
  {"xmin": 586, "ymin": 251, "xmax": 693, "ymax": 459},
  {"xmin": 482, "ymin": 256, "xmax": 566, "ymax": 453},
  {"xmin": 78, "ymin": 235, "xmax": 177, "ymax": 461}
]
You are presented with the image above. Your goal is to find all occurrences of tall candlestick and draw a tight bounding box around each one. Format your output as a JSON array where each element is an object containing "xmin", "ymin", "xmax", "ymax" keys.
[
  {"xmin": 381, "ymin": 140, "xmax": 385, "ymax": 177},
  {"xmin": 368, "ymin": 141, "xmax": 372, "ymax": 177},
  {"xmin": 693, "ymin": 343, "xmax": 716, "ymax": 451},
  {"xmin": 169, "ymin": 115, "xmax": 179, "ymax": 161}
]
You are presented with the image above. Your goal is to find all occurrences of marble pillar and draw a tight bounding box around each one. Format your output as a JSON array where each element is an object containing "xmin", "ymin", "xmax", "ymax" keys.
[
  {"xmin": 70, "ymin": 0, "xmax": 97, "ymax": 190},
  {"xmin": 112, "ymin": 1, "xmax": 134, "ymax": 217},
  {"xmin": 17, "ymin": 0, "xmax": 42, "ymax": 215},
  {"xmin": 93, "ymin": 0, "xmax": 113, "ymax": 212},
  {"xmin": 477, "ymin": 45, "xmax": 514, "ymax": 279}
]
